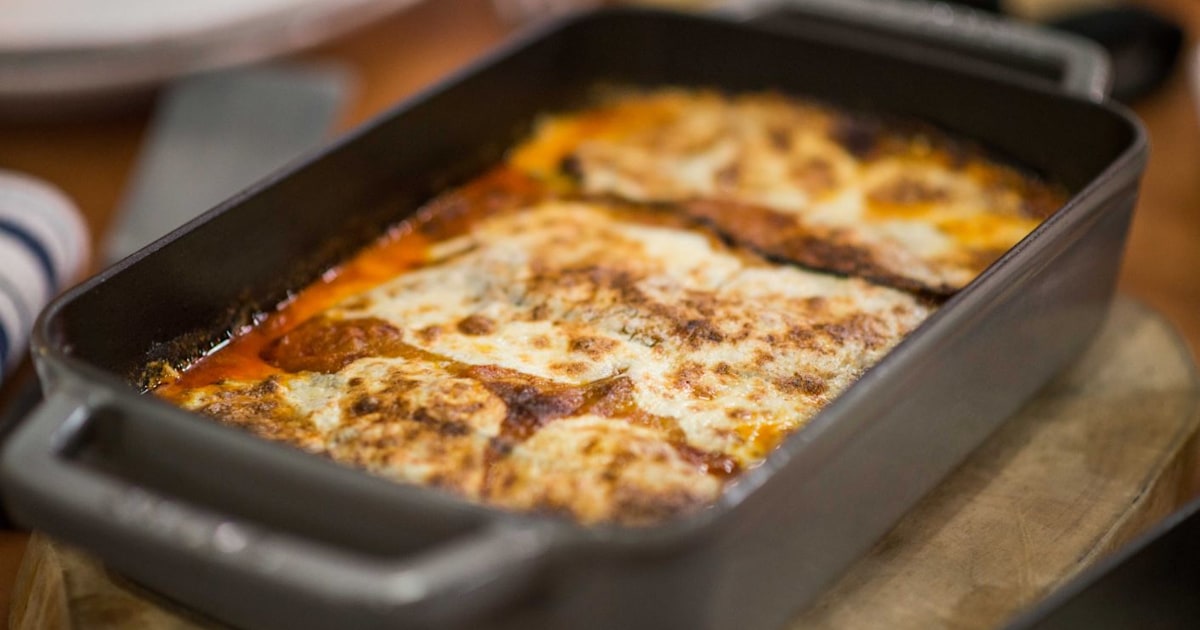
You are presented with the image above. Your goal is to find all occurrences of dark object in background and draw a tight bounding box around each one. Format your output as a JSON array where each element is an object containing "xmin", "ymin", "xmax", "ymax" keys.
[
  {"xmin": 1052, "ymin": 7, "xmax": 1184, "ymax": 103},
  {"xmin": 946, "ymin": 0, "xmax": 1003, "ymax": 12},
  {"xmin": 946, "ymin": 0, "xmax": 1185, "ymax": 102},
  {"xmin": 1009, "ymin": 495, "xmax": 1200, "ymax": 629}
]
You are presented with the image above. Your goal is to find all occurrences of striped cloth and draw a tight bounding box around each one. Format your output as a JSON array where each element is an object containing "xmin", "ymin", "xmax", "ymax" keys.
[{"xmin": 0, "ymin": 170, "xmax": 90, "ymax": 381}]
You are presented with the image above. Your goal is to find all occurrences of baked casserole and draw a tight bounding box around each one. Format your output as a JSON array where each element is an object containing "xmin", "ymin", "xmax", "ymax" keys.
[{"xmin": 154, "ymin": 89, "xmax": 1065, "ymax": 526}]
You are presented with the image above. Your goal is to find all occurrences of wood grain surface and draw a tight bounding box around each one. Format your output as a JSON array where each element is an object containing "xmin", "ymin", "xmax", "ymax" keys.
[
  {"xmin": 9, "ymin": 297, "xmax": 1199, "ymax": 629},
  {"xmin": 1, "ymin": 0, "xmax": 1199, "ymax": 624},
  {"xmin": 793, "ymin": 297, "xmax": 1200, "ymax": 629}
]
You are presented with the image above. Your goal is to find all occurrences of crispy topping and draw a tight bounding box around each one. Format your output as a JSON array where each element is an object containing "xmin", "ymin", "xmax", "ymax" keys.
[
  {"xmin": 465, "ymin": 365, "xmax": 589, "ymax": 441},
  {"xmin": 154, "ymin": 88, "xmax": 1058, "ymax": 526},
  {"xmin": 456, "ymin": 314, "xmax": 496, "ymax": 336},
  {"xmin": 166, "ymin": 200, "xmax": 932, "ymax": 525},
  {"xmin": 568, "ymin": 335, "xmax": 619, "ymax": 358},
  {"xmin": 682, "ymin": 199, "xmax": 945, "ymax": 294},
  {"xmin": 524, "ymin": 89, "xmax": 1067, "ymax": 294},
  {"xmin": 774, "ymin": 373, "xmax": 829, "ymax": 397},
  {"xmin": 829, "ymin": 114, "xmax": 883, "ymax": 159},
  {"xmin": 868, "ymin": 176, "xmax": 951, "ymax": 205}
]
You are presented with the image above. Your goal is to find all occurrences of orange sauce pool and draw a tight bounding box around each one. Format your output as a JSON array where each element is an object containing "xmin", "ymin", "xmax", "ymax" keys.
[
  {"xmin": 155, "ymin": 167, "xmax": 546, "ymax": 399},
  {"xmin": 154, "ymin": 226, "xmax": 435, "ymax": 398}
]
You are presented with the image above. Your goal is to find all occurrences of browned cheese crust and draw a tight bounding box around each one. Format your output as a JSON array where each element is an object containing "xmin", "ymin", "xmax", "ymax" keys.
[
  {"xmin": 510, "ymin": 89, "xmax": 1067, "ymax": 295},
  {"xmin": 162, "ymin": 201, "xmax": 930, "ymax": 525},
  {"xmin": 157, "ymin": 88, "xmax": 1064, "ymax": 525}
]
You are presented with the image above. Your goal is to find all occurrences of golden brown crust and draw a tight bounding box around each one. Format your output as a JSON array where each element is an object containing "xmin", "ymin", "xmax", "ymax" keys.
[
  {"xmin": 681, "ymin": 198, "xmax": 950, "ymax": 295},
  {"xmin": 182, "ymin": 378, "xmax": 327, "ymax": 455},
  {"xmin": 512, "ymin": 89, "xmax": 1067, "ymax": 295},
  {"xmin": 153, "ymin": 87, "xmax": 1064, "ymax": 526},
  {"xmin": 160, "ymin": 201, "xmax": 930, "ymax": 525}
]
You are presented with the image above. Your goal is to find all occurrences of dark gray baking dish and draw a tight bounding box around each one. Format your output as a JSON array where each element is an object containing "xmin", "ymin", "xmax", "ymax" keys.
[{"xmin": 0, "ymin": 1, "xmax": 1147, "ymax": 628}]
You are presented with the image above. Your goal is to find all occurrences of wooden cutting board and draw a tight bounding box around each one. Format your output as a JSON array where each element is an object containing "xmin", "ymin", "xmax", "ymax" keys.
[{"xmin": 10, "ymin": 296, "xmax": 1200, "ymax": 630}]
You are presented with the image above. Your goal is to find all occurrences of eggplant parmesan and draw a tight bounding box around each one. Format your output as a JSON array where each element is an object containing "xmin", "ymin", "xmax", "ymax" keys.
[
  {"xmin": 154, "ymin": 89, "xmax": 1064, "ymax": 525},
  {"xmin": 511, "ymin": 89, "xmax": 1065, "ymax": 294}
]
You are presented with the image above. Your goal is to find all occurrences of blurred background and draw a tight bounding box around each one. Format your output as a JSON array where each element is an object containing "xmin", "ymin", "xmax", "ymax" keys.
[
  {"xmin": 2, "ymin": 0, "xmax": 1197, "ymax": 334},
  {"xmin": 0, "ymin": 0, "xmax": 1197, "ymax": 615},
  {"xmin": 1, "ymin": 0, "xmax": 1196, "ymax": 349}
]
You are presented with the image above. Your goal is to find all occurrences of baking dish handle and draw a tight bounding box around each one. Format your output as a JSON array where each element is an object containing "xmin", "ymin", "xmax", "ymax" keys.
[
  {"xmin": 0, "ymin": 388, "xmax": 556, "ymax": 627},
  {"xmin": 738, "ymin": 0, "xmax": 1111, "ymax": 101}
]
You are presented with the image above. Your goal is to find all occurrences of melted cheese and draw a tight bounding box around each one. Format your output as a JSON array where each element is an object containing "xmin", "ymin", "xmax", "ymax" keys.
[
  {"xmin": 513, "ymin": 89, "xmax": 1065, "ymax": 294},
  {"xmin": 164, "ymin": 202, "xmax": 929, "ymax": 525},
  {"xmin": 156, "ymin": 89, "xmax": 1061, "ymax": 526}
]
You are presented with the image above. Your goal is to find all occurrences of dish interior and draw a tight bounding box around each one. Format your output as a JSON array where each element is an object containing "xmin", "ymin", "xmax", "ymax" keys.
[{"xmin": 149, "ymin": 87, "xmax": 1066, "ymax": 526}]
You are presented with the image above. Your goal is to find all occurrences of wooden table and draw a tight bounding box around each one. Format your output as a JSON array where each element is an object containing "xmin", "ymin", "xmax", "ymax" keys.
[{"xmin": 1, "ymin": 0, "xmax": 1199, "ymax": 624}]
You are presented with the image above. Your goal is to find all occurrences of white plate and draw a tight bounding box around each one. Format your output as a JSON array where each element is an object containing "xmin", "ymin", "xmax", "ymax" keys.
[{"xmin": 0, "ymin": 0, "xmax": 421, "ymax": 105}]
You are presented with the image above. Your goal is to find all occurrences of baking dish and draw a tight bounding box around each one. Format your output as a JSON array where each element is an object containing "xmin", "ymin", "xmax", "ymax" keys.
[{"xmin": 0, "ymin": 1, "xmax": 1146, "ymax": 628}]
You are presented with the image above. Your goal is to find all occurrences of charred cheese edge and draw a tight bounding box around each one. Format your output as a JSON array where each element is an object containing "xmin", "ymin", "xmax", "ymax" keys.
[
  {"xmin": 510, "ymin": 89, "xmax": 1067, "ymax": 295},
  {"xmin": 154, "ymin": 89, "xmax": 1063, "ymax": 526}
]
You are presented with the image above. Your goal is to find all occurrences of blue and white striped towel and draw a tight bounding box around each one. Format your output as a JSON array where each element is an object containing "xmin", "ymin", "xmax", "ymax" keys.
[{"xmin": 0, "ymin": 170, "xmax": 90, "ymax": 381}]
